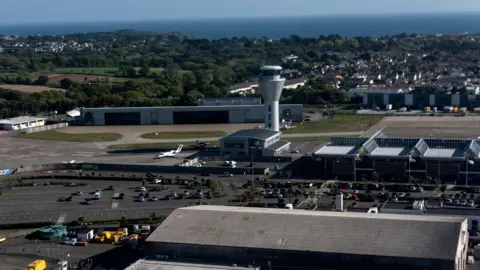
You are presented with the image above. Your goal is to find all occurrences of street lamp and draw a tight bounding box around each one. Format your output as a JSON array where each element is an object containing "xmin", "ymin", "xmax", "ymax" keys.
[
  {"xmin": 408, "ymin": 155, "xmax": 416, "ymax": 184},
  {"xmin": 466, "ymin": 158, "xmax": 474, "ymax": 186}
]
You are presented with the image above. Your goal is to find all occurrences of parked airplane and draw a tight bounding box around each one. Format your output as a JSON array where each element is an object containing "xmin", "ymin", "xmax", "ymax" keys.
[
  {"xmin": 196, "ymin": 140, "xmax": 210, "ymax": 148},
  {"xmin": 155, "ymin": 145, "xmax": 183, "ymax": 158},
  {"xmin": 62, "ymin": 160, "xmax": 83, "ymax": 164}
]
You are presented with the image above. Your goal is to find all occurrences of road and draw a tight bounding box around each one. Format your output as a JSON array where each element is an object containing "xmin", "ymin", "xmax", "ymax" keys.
[{"xmin": 121, "ymin": 131, "xmax": 365, "ymax": 144}]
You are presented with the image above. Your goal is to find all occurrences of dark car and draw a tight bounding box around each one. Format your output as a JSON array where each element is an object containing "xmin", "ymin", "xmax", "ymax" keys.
[
  {"xmin": 201, "ymin": 172, "xmax": 212, "ymax": 176},
  {"xmin": 119, "ymin": 193, "xmax": 125, "ymax": 199}
]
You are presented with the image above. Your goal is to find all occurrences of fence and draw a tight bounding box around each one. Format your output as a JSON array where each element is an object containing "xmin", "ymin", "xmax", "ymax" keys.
[
  {"xmin": 6, "ymin": 162, "xmax": 269, "ymax": 178},
  {"xmin": 24, "ymin": 122, "xmax": 68, "ymax": 134}
]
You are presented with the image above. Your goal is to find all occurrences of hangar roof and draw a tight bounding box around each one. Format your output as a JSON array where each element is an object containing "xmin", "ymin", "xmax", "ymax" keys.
[
  {"xmin": 220, "ymin": 129, "xmax": 280, "ymax": 141},
  {"xmin": 147, "ymin": 205, "xmax": 465, "ymax": 261},
  {"xmin": 124, "ymin": 260, "xmax": 257, "ymax": 270}
]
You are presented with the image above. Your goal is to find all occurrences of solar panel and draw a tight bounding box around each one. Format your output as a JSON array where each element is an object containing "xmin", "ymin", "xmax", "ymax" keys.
[
  {"xmin": 363, "ymin": 138, "xmax": 379, "ymax": 154},
  {"xmin": 374, "ymin": 138, "xmax": 419, "ymax": 148},
  {"xmin": 330, "ymin": 137, "xmax": 368, "ymax": 146},
  {"xmin": 414, "ymin": 139, "xmax": 429, "ymax": 155},
  {"xmin": 424, "ymin": 139, "xmax": 471, "ymax": 149},
  {"xmin": 468, "ymin": 141, "xmax": 480, "ymax": 157}
]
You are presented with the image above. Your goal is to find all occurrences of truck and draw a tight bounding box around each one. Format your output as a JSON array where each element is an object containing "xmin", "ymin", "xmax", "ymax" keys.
[{"xmin": 26, "ymin": 260, "xmax": 46, "ymax": 270}]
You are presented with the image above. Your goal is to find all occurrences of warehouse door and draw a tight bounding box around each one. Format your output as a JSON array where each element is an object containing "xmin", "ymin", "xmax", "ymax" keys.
[
  {"xmin": 173, "ymin": 111, "xmax": 229, "ymax": 124},
  {"xmin": 105, "ymin": 112, "xmax": 141, "ymax": 125}
]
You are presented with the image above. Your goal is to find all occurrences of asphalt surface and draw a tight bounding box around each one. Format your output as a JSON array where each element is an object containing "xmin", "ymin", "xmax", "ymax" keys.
[{"xmin": 0, "ymin": 175, "xmax": 252, "ymax": 224}]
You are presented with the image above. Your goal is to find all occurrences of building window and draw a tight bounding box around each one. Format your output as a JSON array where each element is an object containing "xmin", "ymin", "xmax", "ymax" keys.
[
  {"xmin": 268, "ymin": 105, "xmax": 271, "ymax": 113},
  {"xmin": 268, "ymin": 123, "xmax": 272, "ymax": 129},
  {"xmin": 268, "ymin": 114, "xmax": 271, "ymax": 121}
]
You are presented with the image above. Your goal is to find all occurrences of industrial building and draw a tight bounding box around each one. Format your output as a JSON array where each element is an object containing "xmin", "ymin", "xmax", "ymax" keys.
[
  {"xmin": 0, "ymin": 116, "xmax": 45, "ymax": 130},
  {"xmin": 314, "ymin": 131, "xmax": 480, "ymax": 184},
  {"xmin": 356, "ymin": 91, "xmax": 480, "ymax": 110},
  {"xmin": 219, "ymin": 129, "xmax": 290, "ymax": 157},
  {"xmin": 80, "ymin": 103, "xmax": 302, "ymax": 126},
  {"xmin": 145, "ymin": 205, "xmax": 468, "ymax": 270}
]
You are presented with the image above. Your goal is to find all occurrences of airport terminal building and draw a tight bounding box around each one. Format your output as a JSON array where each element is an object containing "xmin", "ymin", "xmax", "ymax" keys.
[
  {"xmin": 80, "ymin": 98, "xmax": 303, "ymax": 126},
  {"xmin": 219, "ymin": 129, "xmax": 291, "ymax": 157},
  {"xmin": 315, "ymin": 131, "xmax": 480, "ymax": 184}
]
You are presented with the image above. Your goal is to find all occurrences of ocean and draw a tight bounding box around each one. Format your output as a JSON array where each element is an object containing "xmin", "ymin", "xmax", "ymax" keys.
[{"xmin": 1, "ymin": 13, "xmax": 480, "ymax": 39}]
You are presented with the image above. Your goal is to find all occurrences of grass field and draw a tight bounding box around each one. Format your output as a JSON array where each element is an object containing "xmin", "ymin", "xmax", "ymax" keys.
[
  {"xmin": 22, "ymin": 130, "xmax": 123, "ymax": 142},
  {"xmin": 141, "ymin": 131, "xmax": 227, "ymax": 139},
  {"xmin": 54, "ymin": 67, "xmax": 164, "ymax": 75},
  {"xmin": 108, "ymin": 141, "xmax": 218, "ymax": 150},
  {"xmin": 0, "ymin": 84, "xmax": 64, "ymax": 93},
  {"xmin": 282, "ymin": 115, "xmax": 384, "ymax": 134}
]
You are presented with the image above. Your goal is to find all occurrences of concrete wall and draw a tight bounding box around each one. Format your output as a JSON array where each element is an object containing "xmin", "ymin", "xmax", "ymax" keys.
[{"xmin": 146, "ymin": 242, "xmax": 454, "ymax": 270}]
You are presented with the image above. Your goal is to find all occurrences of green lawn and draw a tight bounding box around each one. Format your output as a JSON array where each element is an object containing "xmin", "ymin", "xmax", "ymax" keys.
[
  {"xmin": 282, "ymin": 115, "xmax": 384, "ymax": 134},
  {"xmin": 141, "ymin": 131, "xmax": 227, "ymax": 139},
  {"xmin": 54, "ymin": 67, "xmax": 164, "ymax": 75},
  {"xmin": 108, "ymin": 141, "xmax": 219, "ymax": 150},
  {"xmin": 22, "ymin": 130, "xmax": 123, "ymax": 142}
]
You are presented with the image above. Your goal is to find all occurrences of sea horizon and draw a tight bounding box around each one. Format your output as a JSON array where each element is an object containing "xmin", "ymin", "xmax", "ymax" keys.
[{"xmin": 1, "ymin": 12, "xmax": 480, "ymax": 39}]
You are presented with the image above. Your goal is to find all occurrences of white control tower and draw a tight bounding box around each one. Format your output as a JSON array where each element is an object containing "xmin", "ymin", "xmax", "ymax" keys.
[{"xmin": 258, "ymin": 65, "xmax": 285, "ymax": 132}]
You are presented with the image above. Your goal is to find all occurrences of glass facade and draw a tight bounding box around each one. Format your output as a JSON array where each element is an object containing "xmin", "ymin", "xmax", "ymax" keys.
[{"xmin": 260, "ymin": 69, "xmax": 281, "ymax": 77}]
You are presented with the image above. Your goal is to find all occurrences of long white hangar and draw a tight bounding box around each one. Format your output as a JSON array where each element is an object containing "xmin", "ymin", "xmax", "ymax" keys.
[{"xmin": 81, "ymin": 104, "xmax": 303, "ymax": 126}]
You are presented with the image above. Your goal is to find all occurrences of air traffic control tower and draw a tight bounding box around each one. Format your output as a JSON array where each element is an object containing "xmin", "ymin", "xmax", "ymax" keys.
[{"xmin": 258, "ymin": 65, "xmax": 285, "ymax": 132}]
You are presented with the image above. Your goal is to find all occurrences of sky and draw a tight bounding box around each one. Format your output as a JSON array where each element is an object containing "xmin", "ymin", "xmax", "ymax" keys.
[{"xmin": 1, "ymin": 0, "xmax": 480, "ymax": 24}]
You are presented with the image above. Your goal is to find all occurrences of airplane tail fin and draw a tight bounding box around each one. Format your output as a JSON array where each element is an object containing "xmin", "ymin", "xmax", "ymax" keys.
[{"xmin": 176, "ymin": 145, "xmax": 183, "ymax": 153}]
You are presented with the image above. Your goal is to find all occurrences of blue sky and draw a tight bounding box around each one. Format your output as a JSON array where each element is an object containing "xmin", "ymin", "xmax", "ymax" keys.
[{"xmin": 1, "ymin": 0, "xmax": 480, "ymax": 24}]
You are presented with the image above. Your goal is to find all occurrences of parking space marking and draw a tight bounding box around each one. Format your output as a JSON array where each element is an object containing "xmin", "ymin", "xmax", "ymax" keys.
[{"xmin": 56, "ymin": 213, "xmax": 67, "ymax": 224}]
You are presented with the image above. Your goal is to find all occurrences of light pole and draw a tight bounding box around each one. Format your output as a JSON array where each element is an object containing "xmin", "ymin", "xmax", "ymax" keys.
[
  {"xmin": 408, "ymin": 155, "xmax": 416, "ymax": 184},
  {"xmin": 466, "ymin": 158, "xmax": 474, "ymax": 186},
  {"xmin": 249, "ymin": 146, "xmax": 255, "ymax": 188}
]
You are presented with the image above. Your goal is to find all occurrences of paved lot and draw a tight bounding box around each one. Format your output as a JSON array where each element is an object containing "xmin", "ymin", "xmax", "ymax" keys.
[
  {"xmin": 0, "ymin": 177, "xmax": 248, "ymax": 224},
  {"xmin": 375, "ymin": 116, "xmax": 480, "ymax": 139}
]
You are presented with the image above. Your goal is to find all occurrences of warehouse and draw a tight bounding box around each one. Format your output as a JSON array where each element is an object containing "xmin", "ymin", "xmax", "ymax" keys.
[
  {"xmin": 80, "ymin": 103, "xmax": 303, "ymax": 126},
  {"xmin": 145, "ymin": 205, "xmax": 468, "ymax": 270},
  {"xmin": 219, "ymin": 128, "xmax": 290, "ymax": 157}
]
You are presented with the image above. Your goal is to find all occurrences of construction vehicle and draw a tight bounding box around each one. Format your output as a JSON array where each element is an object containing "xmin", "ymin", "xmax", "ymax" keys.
[
  {"xmin": 26, "ymin": 260, "xmax": 46, "ymax": 270},
  {"xmin": 475, "ymin": 107, "xmax": 480, "ymax": 113},
  {"xmin": 95, "ymin": 231, "xmax": 112, "ymax": 243},
  {"xmin": 453, "ymin": 106, "xmax": 459, "ymax": 113},
  {"xmin": 424, "ymin": 106, "xmax": 431, "ymax": 112},
  {"xmin": 459, "ymin": 107, "xmax": 468, "ymax": 116}
]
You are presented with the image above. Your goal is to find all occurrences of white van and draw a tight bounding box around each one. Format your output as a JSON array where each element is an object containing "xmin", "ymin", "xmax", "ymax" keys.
[{"xmin": 94, "ymin": 192, "xmax": 101, "ymax": 199}]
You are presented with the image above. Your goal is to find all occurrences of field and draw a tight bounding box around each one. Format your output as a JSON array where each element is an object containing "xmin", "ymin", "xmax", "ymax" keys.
[
  {"xmin": 377, "ymin": 115, "xmax": 480, "ymax": 139},
  {"xmin": 54, "ymin": 67, "xmax": 164, "ymax": 75},
  {"xmin": 47, "ymin": 74, "xmax": 109, "ymax": 84},
  {"xmin": 141, "ymin": 131, "xmax": 227, "ymax": 139},
  {"xmin": 22, "ymin": 130, "xmax": 123, "ymax": 142},
  {"xmin": 283, "ymin": 114, "xmax": 384, "ymax": 134},
  {"xmin": 0, "ymin": 84, "xmax": 64, "ymax": 93}
]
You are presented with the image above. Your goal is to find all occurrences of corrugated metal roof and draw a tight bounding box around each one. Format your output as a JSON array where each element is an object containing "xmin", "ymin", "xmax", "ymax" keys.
[{"xmin": 147, "ymin": 205, "xmax": 464, "ymax": 261}]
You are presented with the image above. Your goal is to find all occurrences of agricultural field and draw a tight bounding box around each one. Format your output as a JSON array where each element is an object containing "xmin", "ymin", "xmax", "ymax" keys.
[{"xmin": 0, "ymin": 84, "xmax": 64, "ymax": 93}]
